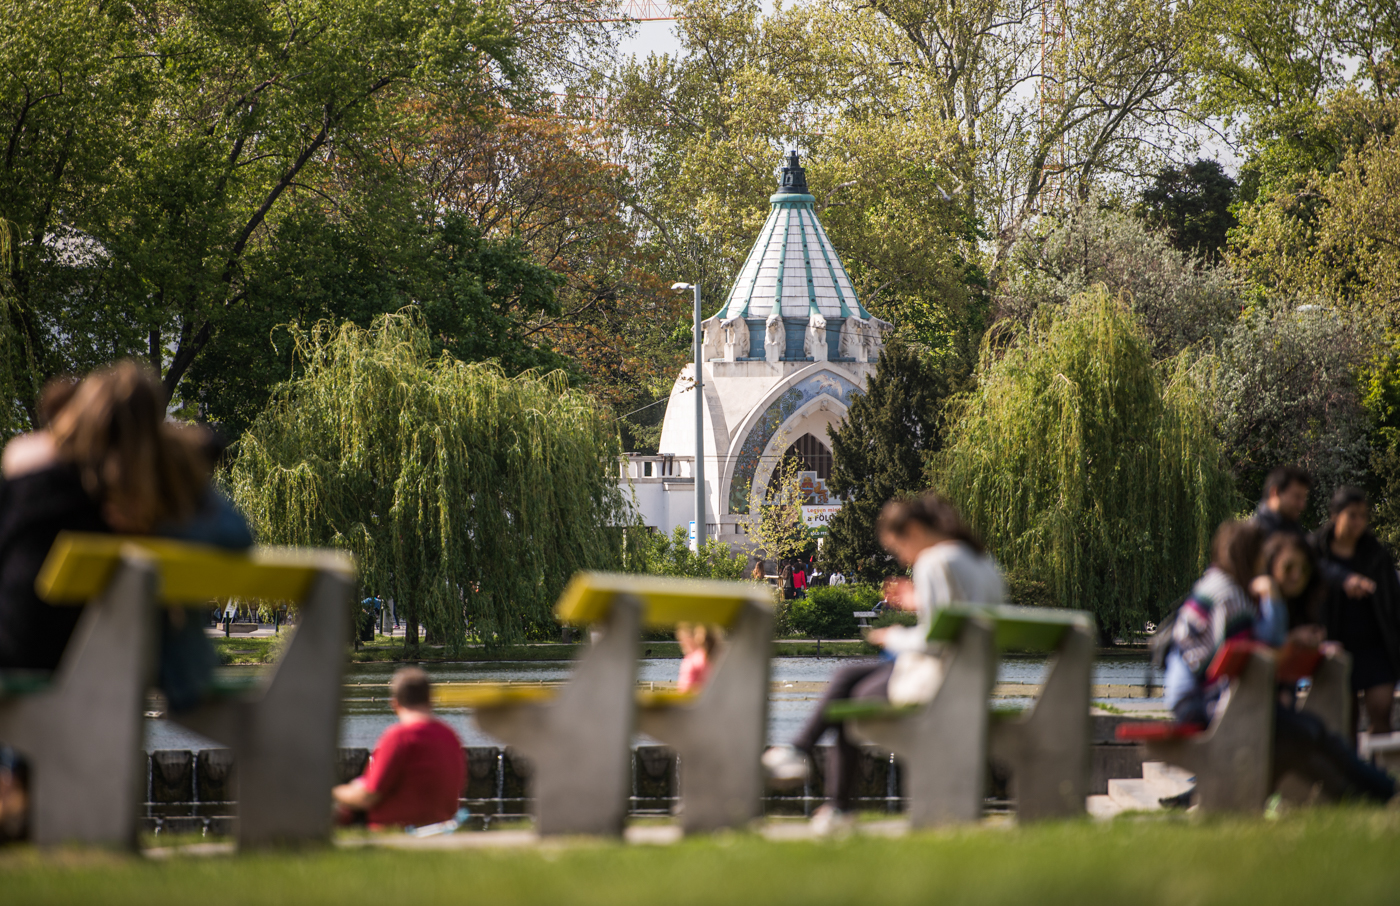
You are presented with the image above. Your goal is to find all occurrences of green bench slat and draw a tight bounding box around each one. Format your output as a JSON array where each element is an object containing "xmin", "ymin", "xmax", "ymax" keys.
[
  {"xmin": 927, "ymin": 603, "xmax": 1091, "ymax": 651},
  {"xmin": 824, "ymin": 699, "xmax": 919, "ymax": 722}
]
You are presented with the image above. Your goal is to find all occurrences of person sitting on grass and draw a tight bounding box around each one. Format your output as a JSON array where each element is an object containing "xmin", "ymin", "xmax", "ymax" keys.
[
  {"xmin": 676, "ymin": 622, "xmax": 719, "ymax": 693},
  {"xmin": 333, "ymin": 667, "xmax": 465, "ymax": 829},
  {"xmin": 1163, "ymin": 520, "xmax": 1395, "ymax": 806},
  {"xmin": 761, "ymin": 492, "xmax": 1005, "ymax": 833}
]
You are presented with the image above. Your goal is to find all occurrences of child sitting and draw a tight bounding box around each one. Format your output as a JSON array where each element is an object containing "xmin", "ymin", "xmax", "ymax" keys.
[{"xmin": 676, "ymin": 622, "xmax": 719, "ymax": 693}]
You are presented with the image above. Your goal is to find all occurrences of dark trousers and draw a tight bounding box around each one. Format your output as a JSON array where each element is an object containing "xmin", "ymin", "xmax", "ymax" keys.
[
  {"xmin": 1172, "ymin": 699, "xmax": 1396, "ymax": 803},
  {"xmin": 792, "ymin": 660, "xmax": 895, "ymax": 810},
  {"xmin": 1273, "ymin": 706, "xmax": 1395, "ymax": 802}
]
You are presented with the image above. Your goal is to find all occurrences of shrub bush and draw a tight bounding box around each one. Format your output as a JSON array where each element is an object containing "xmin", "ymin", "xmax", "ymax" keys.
[
  {"xmin": 789, "ymin": 587, "xmax": 861, "ymax": 639},
  {"xmin": 848, "ymin": 584, "xmax": 883, "ymax": 610},
  {"xmin": 872, "ymin": 610, "xmax": 917, "ymax": 629}
]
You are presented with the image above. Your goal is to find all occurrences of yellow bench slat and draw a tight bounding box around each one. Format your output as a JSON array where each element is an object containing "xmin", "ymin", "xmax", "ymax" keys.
[
  {"xmin": 37, "ymin": 532, "xmax": 354, "ymax": 605},
  {"xmin": 555, "ymin": 571, "xmax": 771, "ymax": 627},
  {"xmin": 636, "ymin": 689, "xmax": 700, "ymax": 709},
  {"xmin": 432, "ymin": 684, "xmax": 558, "ymax": 709}
]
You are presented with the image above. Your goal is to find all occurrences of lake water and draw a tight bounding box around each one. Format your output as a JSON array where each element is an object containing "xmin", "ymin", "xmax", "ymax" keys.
[{"xmin": 144, "ymin": 654, "xmax": 1159, "ymax": 751}]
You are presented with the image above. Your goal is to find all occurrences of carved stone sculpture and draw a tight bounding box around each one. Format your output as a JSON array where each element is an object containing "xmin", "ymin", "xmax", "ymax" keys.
[
  {"xmin": 701, "ymin": 316, "xmax": 724, "ymax": 361},
  {"xmin": 722, "ymin": 316, "xmax": 749, "ymax": 359},
  {"xmin": 764, "ymin": 313, "xmax": 784, "ymax": 364},
  {"xmin": 840, "ymin": 317, "xmax": 865, "ymax": 361},
  {"xmin": 804, "ymin": 313, "xmax": 828, "ymax": 362}
]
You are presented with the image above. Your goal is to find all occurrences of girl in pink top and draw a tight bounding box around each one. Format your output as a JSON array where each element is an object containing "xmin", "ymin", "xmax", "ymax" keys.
[{"xmin": 676, "ymin": 623, "xmax": 719, "ymax": 693}]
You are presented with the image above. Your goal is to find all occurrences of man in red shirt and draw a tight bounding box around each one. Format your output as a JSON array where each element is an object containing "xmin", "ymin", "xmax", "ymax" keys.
[{"xmin": 333, "ymin": 667, "xmax": 465, "ymax": 828}]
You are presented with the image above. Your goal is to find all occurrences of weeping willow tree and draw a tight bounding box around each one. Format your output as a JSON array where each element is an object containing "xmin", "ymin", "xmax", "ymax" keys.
[
  {"xmin": 936, "ymin": 286, "xmax": 1239, "ymax": 638},
  {"xmin": 227, "ymin": 312, "xmax": 629, "ymax": 653},
  {"xmin": 0, "ymin": 218, "xmax": 36, "ymax": 436}
]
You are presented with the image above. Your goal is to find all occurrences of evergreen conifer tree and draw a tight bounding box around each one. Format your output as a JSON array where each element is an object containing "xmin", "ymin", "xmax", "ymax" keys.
[{"xmin": 822, "ymin": 340, "xmax": 951, "ymax": 581}]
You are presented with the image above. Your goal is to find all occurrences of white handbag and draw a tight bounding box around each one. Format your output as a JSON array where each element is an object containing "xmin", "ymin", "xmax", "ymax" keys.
[{"xmin": 886, "ymin": 650, "xmax": 945, "ymax": 706}]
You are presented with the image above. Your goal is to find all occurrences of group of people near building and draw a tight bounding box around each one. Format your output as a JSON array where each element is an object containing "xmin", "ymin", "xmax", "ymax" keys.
[
  {"xmin": 765, "ymin": 472, "xmax": 1399, "ymax": 831},
  {"xmin": 758, "ymin": 557, "xmax": 842, "ymax": 599}
]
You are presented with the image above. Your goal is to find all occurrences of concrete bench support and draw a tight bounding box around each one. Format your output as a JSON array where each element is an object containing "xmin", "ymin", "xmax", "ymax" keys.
[
  {"xmin": 472, "ymin": 596, "xmax": 641, "ymax": 836},
  {"xmin": 988, "ymin": 621, "xmax": 1094, "ymax": 821},
  {"xmin": 636, "ymin": 600, "xmax": 773, "ymax": 833},
  {"xmin": 1299, "ymin": 650, "xmax": 1351, "ymax": 737},
  {"xmin": 173, "ymin": 569, "xmax": 353, "ymax": 848},
  {"xmin": 847, "ymin": 618, "xmax": 996, "ymax": 827},
  {"xmin": 1144, "ymin": 648, "xmax": 1276, "ymax": 813},
  {"xmin": 0, "ymin": 558, "xmax": 157, "ymax": 847}
]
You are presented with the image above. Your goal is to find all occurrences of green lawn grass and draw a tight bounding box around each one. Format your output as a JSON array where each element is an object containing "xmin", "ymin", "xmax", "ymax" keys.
[{"xmin": 2, "ymin": 809, "xmax": 1397, "ymax": 905}]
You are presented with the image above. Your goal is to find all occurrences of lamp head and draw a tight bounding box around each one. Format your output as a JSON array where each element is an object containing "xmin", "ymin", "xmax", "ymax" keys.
[{"xmin": 671, "ymin": 282, "xmax": 694, "ymax": 291}]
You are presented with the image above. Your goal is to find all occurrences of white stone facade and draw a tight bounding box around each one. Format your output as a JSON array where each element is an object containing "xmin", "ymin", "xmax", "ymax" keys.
[{"xmin": 619, "ymin": 152, "xmax": 890, "ymax": 550}]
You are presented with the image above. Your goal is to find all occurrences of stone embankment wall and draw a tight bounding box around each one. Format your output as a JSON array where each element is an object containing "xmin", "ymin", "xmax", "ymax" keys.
[{"xmin": 142, "ymin": 718, "xmax": 1143, "ymax": 836}]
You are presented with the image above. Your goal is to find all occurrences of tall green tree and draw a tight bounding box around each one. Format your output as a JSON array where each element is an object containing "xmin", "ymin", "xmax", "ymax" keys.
[
  {"xmin": 1136, "ymin": 159, "xmax": 1238, "ymax": 263},
  {"xmin": 182, "ymin": 210, "xmax": 570, "ymax": 436},
  {"xmin": 227, "ymin": 312, "xmax": 629, "ymax": 653},
  {"xmin": 822, "ymin": 340, "xmax": 953, "ymax": 582},
  {"xmin": 0, "ymin": 0, "xmax": 519, "ymax": 415},
  {"xmin": 937, "ymin": 287, "xmax": 1238, "ymax": 637}
]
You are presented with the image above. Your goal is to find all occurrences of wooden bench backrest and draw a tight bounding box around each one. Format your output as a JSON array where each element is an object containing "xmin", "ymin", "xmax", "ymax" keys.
[
  {"xmin": 926, "ymin": 602, "xmax": 1093, "ymax": 651},
  {"xmin": 37, "ymin": 532, "xmax": 354, "ymax": 606},
  {"xmin": 555, "ymin": 571, "xmax": 772, "ymax": 628}
]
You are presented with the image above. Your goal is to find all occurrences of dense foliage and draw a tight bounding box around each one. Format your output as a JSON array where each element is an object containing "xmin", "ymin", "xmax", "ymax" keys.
[
  {"xmin": 788, "ymin": 587, "xmax": 862, "ymax": 640},
  {"xmin": 226, "ymin": 313, "xmax": 628, "ymax": 653},
  {"xmin": 5, "ymin": 0, "xmax": 1400, "ymax": 607},
  {"xmin": 937, "ymin": 288, "xmax": 1240, "ymax": 636},
  {"xmin": 823, "ymin": 340, "xmax": 954, "ymax": 582},
  {"xmin": 623, "ymin": 526, "xmax": 750, "ymax": 580}
]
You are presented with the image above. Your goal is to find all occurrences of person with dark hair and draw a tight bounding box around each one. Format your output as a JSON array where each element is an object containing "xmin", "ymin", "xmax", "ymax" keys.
[
  {"xmin": 333, "ymin": 667, "xmax": 465, "ymax": 828},
  {"xmin": 0, "ymin": 363, "xmax": 250, "ymax": 675},
  {"xmin": 1256, "ymin": 466, "xmax": 1313, "ymax": 538},
  {"xmin": 1312, "ymin": 486, "xmax": 1400, "ymax": 736},
  {"xmin": 762, "ymin": 492, "xmax": 1005, "ymax": 832},
  {"xmin": 1163, "ymin": 521, "xmax": 1395, "ymax": 805},
  {"xmin": 1252, "ymin": 465, "xmax": 1373, "ymax": 600},
  {"xmin": 1260, "ymin": 533, "xmax": 1329, "ymax": 634},
  {"xmin": 1163, "ymin": 521, "xmax": 1278, "ymax": 726}
]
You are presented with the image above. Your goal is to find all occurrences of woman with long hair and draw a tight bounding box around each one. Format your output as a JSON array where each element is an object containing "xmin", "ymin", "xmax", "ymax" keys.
[
  {"xmin": 762, "ymin": 491, "xmax": 1005, "ymax": 832},
  {"xmin": 1163, "ymin": 520, "xmax": 1394, "ymax": 805},
  {"xmin": 0, "ymin": 362, "xmax": 250, "ymax": 688}
]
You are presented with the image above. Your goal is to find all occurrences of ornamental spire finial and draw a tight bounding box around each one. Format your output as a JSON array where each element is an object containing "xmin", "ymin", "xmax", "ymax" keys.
[{"xmin": 776, "ymin": 150, "xmax": 809, "ymax": 195}]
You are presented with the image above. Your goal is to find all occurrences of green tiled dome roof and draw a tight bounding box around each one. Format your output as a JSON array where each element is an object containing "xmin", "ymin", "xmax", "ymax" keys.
[{"xmin": 714, "ymin": 151, "xmax": 872, "ymax": 324}]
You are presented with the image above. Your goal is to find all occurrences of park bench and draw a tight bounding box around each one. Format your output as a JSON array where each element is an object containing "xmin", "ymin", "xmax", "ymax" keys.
[
  {"xmin": 853, "ymin": 610, "xmax": 878, "ymax": 628},
  {"xmin": 436, "ymin": 572, "xmax": 774, "ymax": 836},
  {"xmin": 632, "ymin": 576, "xmax": 773, "ymax": 834},
  {"xmin": 0, "ymin": 532, "xmax": 353, "ymax": 848},
  {"xmin": 824, "ymin": 603, "xmax": 1094, "ymax": 826},
  {"xmin": 1116, "ymin": 640, "xmax": 1352, "ymax": 812}
]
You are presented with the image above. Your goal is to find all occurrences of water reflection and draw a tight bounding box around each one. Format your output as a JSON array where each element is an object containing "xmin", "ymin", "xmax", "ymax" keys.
[{"xmin": 145, "ymin": 654, "xmax": 1158, "ymax": 751}]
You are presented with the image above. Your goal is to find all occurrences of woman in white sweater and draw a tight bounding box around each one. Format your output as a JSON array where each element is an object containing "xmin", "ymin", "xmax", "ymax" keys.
[{"xmin": 762, "ymin": 493, "xmax": 1005, "ymax": 830}]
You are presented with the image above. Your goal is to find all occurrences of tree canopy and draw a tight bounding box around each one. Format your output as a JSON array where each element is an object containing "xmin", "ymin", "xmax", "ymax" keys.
[
  {"xmin": 823, "ymin": 340, "xmax": 954, "ymax": 582},
  {"xmin": 936, "ymin": 287, "xmax": 1239, "ymax": 636},
  {"xmin": 226, "ymin": 312, "xmax": 629, "ymax": 653}
]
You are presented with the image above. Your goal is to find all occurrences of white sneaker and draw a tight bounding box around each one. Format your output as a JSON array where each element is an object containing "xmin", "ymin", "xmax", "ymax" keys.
[
  {"xmin": 761, "ymin": 745, "xmax": 810, "ymax": 788},
  {"xmin": 809, "ymin": 804, "xmax": 854, "ymax": 837}
]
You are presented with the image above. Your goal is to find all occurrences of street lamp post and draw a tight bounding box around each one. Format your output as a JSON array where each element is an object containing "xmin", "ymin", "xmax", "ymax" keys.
[{"xmin": 672, "ymin": 281, "xmax": 705, "ymax": 549}]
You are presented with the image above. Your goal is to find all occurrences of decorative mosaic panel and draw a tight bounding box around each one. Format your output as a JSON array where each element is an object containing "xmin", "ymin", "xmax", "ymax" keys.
[{"xmin": 727, "ymin": 370, "xmax": 863, "ymax": 515}]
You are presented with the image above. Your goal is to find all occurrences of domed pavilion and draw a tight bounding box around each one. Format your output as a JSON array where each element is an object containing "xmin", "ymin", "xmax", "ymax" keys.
[{"xmin": 620, "ymin": 151, "xmax": 891, "ymax": 549}]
